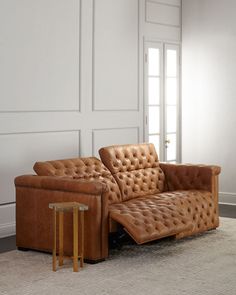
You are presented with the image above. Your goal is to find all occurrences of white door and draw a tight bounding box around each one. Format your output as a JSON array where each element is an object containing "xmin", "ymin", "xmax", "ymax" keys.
[{"xmin": 144, "ymin": 42, "xmax": 180, "ymax": 162}]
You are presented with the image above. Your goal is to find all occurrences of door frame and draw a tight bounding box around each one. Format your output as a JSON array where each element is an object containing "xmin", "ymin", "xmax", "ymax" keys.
[{"xmin": 143, "ymin": 40, "xmax": 181, "ymax": 163}]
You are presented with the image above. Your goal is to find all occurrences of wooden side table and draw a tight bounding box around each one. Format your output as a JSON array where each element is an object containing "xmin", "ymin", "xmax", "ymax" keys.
[{"xmin": 49, "ymin": 202, "xmax": 88, "ymax": 272}]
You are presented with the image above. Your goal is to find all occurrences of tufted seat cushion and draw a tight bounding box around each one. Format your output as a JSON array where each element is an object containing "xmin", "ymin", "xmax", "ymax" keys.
[
  {"xmin": 156, "ymin": 190, "xmax": 218, "ymax": 235},
  {"xmin": 34, "ymin": 157, "xmax": 122, "ymax": 204},
  {"xmin": 109, "ymin": 195, "xmax": 192, "ymax": 244},
  {"xmin": 109, "ymin": 189, "xmax": 218, "ymax": 243},
  {"xmin": 99, "ymin": 143, "xmax": 165, "ymax": 201}
]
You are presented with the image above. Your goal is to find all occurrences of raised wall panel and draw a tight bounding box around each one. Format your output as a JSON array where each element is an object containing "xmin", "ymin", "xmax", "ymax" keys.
[
  {"xmin": 149, "ymin": 0, "xmax": 181, "ymax": 6},
  {"xmin": 146, "ymin": 1, "xmax": 180, "ymax": 27},
  {"xmin": 0, "ymin": 131, "xmax": 80, "ymax": 204},
  {"xmin": 0, "ymin": 0, "xmax": 80, "ymax": 111},
  {"xmin": 92, "ymin": 127, "xmax": 139, "ymax": 157},
  {"xmin": 144, "ymin": 23, "xmax": 181, "ymax": 41},
  {"xmin": 93, "ymin": 0, "xmax": 139, "ymax": 111}
]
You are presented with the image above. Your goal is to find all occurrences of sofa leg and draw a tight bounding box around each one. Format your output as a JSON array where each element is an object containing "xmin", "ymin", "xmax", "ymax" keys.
[
  {"xmin": 84, "ymin": 258, "xmax": 105, "ymax": 264},
  {"xmin": 175, "ymin": 233, "xmax": 185, "ymax": 240},
  {"xmin": 17, "ymin": 247, "xmax": 29, "ymax": 251}
]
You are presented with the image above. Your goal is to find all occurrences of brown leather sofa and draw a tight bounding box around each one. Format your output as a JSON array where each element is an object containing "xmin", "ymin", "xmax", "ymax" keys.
[{"xmin": 15, "ymin": 143, "xmax": 221, "ymax": 263}]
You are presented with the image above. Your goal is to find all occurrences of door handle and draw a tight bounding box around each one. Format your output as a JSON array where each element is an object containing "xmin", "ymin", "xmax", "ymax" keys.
[{"xmin": 165, "ymin": 139, "xmax": 170, "ymax": 148}]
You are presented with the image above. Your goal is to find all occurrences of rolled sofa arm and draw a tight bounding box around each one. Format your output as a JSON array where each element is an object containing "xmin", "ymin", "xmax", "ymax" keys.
[
  {"xmin": 15, "ymin": 175, "xmax": 108, "ymax": 195},
  {"xmin": 159, "ymin": 163, "xmax": 221, "ymax": 192}
]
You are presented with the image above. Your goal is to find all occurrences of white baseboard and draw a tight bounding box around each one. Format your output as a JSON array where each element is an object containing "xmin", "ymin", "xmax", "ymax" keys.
[
  {"xmin": 0, "ymin": 203, "xmax": 16, "ymax": 238},
  {"xmin": 219, "ymin": 192, "xmax": 236, "ymax": 205}
]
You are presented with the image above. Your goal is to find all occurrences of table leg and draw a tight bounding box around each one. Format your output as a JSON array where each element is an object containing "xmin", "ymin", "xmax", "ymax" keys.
[
  {"xmin": 53, "ymin": 208, "xmax": 57, "ymax": 271},
  {"xmin": 80, "ymin": 211, "xmax": 84, "ymax": 268},
  {"xmin": 73, "ymin": 207, "xmax": 79, "ymax": 272},
  {"xmin": 59, "ymin": 211, "xmax": 64, "ymax": 266}
]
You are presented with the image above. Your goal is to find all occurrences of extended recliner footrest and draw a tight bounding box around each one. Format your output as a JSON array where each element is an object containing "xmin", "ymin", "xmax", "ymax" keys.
[{"xmin": 109, "ymin": 196, "xmax": 192, "ymax": 244}]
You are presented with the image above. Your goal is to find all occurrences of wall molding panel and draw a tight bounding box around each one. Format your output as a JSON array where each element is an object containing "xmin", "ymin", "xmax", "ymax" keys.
[
  {"xmin": 0, "ymin": 222, "xmax": 16, "ymax": 239},
  {"xmin": 0, "ymin": 0, "xmax": 81, "ymax": 112},
  {"xmin": 145, "ymin": 0, "xmax": 181, "ymax": 27},
  {"xmin": 92, "ymin": 127, "xmax": 140, "ymax": 157},
  {"xmin": 92, "ymin": 0, "xmax": 140, "ymax": 111},
  {"xmin": 0, "ymin": 130, "xmax": 81, "ymax": 205},
  {"xmin": 147, "ymin": 0, "xmax": 181, "ymax": 7}
]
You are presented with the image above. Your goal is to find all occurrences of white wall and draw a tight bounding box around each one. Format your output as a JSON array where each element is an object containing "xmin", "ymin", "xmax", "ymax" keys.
[
  {"xmin": 0, "ymin": 0, "xmax": 182, "ymax": 237},
  {"xmin": 182, "ymin": 0, "xmax": 236, "ymax": 204}
]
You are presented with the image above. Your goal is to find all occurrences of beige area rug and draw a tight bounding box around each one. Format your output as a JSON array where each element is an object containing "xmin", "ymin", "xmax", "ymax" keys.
[{"xmin": 0, "ymin": 217, "xmax": 236, "ymax": 295}]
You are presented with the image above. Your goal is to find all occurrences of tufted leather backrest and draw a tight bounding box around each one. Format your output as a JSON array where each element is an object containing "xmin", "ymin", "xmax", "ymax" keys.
[
  {"xmin": 99, "ymin": 143, "xmax": 165, "ymax": 201},
  {"xmin": 33, "ymin": 157, "xmax": 122, "ymax": 204}
]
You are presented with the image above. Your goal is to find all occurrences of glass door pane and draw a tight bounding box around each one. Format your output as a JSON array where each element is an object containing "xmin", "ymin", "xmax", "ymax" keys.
[
  {"xmin": 167, "ymin": 106, "xmax": 177, "ymax": 133},
  {"xmin": 148, "ymin": 106, "xmax": 160, "ymax": 134},
  {"xmin": 148, "ymin": 48, "xmax": 160, "ymax": 76},
  {"xmin": 166, "ymin": 134, "xmax": 176, "ymax": 161},
  {"xmin": 165, "ymin": 44, "xmax": 179, "ymax": 162},
  {"xmin": 166, "ymin": 78, "xmax": 177, "ymax": 105},
  {"xmin": 149, "ymin": 134, "xmax": 160, "ymax": 156},
  {"xmin": 148, "ymin": 77, "xmax": 160, "ymax": 105},
  {"xmin": 166, "ymin": 49, "xmax": 177, "ymax": 77},
  {"xmin": 145, "ymin": 42, "xmax": 163, "ymax": 159}
]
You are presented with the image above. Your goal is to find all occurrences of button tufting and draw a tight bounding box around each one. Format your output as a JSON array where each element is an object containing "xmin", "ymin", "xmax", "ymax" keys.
[{"xmin": 97, "ymin": 144, "xmax": 219, "ymax": 243}]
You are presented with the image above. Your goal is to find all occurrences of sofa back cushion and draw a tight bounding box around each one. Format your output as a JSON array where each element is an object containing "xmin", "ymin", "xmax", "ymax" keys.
[
  {"xmin": 99, "ymin": 143, "xmax": 165, "ymax": 201},
  {"xmin": 33, "ymin": 157, "xmax": 122, "ymax": 204}
]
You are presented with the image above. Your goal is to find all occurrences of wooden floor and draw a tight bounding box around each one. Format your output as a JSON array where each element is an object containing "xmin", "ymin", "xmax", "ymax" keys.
[{"xmin": 0, "ymin": 204, "xmax": 235, "ymax": 254}]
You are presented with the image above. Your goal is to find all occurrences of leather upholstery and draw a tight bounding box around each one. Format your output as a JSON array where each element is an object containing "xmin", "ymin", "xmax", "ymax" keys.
[
  {"xmin": 156, "ymin": 190, "xmax": 218, "ymax": 236},
  {"xmin": 109, "ymin": 189, "xmax": 218, "ymax": 244},
  {"xmin": 34, "ymin": 157, "xmax": 109, "ymax": 177},
  {"xmin": 15, "ymin": 184, "xmax": 107, "ymax": 260},
  {"xmin": 109, "ymin": 195, "xmax": 192, "ymax": 244},
  {"xmin": 34, "ymin": 157, "xmax": 121, "ymax": 205},
  {"xmin": 160, "ymin": 163, "xmax": 221, "ymax": 191},
  {"xmin": 16, "ymin": 157, "xmax": 121, "ymax": 262},
  {"xmin": 15, "ymin": 175, "xmax": 108, "ymax": 195},
  {"xmin": 100, "ymin": 143, "xmax": 220, "ymax": 244},
  {"xmin": 99, "ymin": 144, "xmax": 165, "ymax": 201}
]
